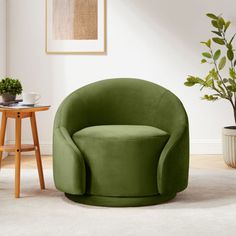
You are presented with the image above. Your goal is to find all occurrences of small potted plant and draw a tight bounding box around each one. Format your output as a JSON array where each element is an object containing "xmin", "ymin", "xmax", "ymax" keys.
[
  {"xmin": 0, "ymin": 77, "xmax": 23, "ymax": 102},
  {"xmin": 184, "ymin": 13, "xmax": 236, "ymax": 167}
]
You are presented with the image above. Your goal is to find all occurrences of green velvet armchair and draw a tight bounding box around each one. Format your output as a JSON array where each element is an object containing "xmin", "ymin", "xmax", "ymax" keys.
[{"xmin": 53, "ymin": 78, "xmax": 189, "ymax": 207}]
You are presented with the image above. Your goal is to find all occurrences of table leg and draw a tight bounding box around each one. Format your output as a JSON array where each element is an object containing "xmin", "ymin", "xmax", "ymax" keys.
[
  {"xmin": 0, "ymin": 112, "xmax": 7, "ymax": 169},
  {"xmin": 15, "ymin": 112, "xmax": 21, "ymax": 198},
  {"xmin": 30, "ymin": 112, "xmax": 45, "ymax": 189}
]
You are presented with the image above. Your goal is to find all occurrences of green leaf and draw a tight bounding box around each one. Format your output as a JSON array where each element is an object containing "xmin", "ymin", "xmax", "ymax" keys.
[
  {"xmin": 207, "ymin": 79, "xmax": 214, "ymax": 87},
  {"xmin": 202, "ymin": 94, "xmax": 218, "ymax": 101},
  {"xmin": 201, "ymin": 59, "xmax": 207, "ymax": 64},
  {"xmin": 205, "ymin": 73, "xmax": 212, "ymax": 82},
  {"xmin": 227, "ymin": 49, "xmax": 234, "ymax": 61},
  {"xmin": 223, "ymin": 78, "xmax": 228, "ymax": 83},
  {"xmin": 185, "ymin": 76, "xmax": 207, "ymax": 89},
  {"xmin": 224, "ymin": 21, "xmax": 231, "ymax": 32},
  {"xmin": 200, "ymin": 39, "xmax": 211, "ymax": 48},
  {"xmin": 229, "ymin": 78, "xmax": 234, "ymax": 84},
  {"xmin": 229, "ymin": 68, "xmax": 236, "ymax": 79},
  {"xmin": 207, "ymin": 39, "xmax": 211, "ymax": 48},
  {"xmin": 211, "ymin": 20, "xmax": 219, "ymax": 28},
  {"xmin": 184, "ymin": 82, "xmax": 195, "ymax": 87},
  {"xmin": 213, "ymin": 49, "xmax": 221, "ymax": 61},
  {"xmin": 229, "ymin": 81, "xmax": 236, "ymax": 92},
  {"xmin": 186, "ymin": 76, "xmax": 205, "ymax": 85},
  {"xmin": 212, "ymin": 31, "xmax": 222, "ymax": 37},
  {"xmin": 227, "ymin": 83, "xmax": 236, "ymax": 92},
  {"xmin": 218, "ymin": 17, "xmax": 225, "ymax": 29},
  {"xmin": 202, "ymin": 52, "xmax": 212, "ymax": 58},
  {"xmin": 206, "ymin": 13, "xmax": 218, "ymax": 20},
  {"xmin": 218, "ymin": 56, "xmax": 226, "ymax": 70},
  {"xmin": 212, "ymin": 37, "xmax": 225, "ymax": 45},
  {"xmin": 209, "ymin": 68, "xmax": 219, "ymax": 80},
  {"xmin": 211, "ymin": 96, "xmax": 219, "ymax": 101}
]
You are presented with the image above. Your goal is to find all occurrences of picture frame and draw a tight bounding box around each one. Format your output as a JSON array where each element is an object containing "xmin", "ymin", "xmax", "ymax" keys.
[{"xmin": 46, "ymin": 0, "xmax": 106, "ymax": 54}]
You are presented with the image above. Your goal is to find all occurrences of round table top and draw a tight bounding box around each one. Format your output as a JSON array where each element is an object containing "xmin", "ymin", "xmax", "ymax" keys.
[{"xmin": 0, "ymin": 105, "xmax": 50, "ymax": 113}]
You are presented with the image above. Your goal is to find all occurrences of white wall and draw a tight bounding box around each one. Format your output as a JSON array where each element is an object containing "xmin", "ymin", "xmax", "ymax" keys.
[
  {"xmin": 0, "ymin": 0, "xmax": 6, "ymax": 77},
  {"xmin": 6, "ymin": 0, "xmax": 236, "ymax": 154},
  {"xmin": 0, "ymin": 0, "xmax": 7, "ymax": 158}
]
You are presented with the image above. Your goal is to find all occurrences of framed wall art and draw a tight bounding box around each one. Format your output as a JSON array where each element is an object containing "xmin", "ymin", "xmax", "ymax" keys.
[{"xmin": 46, "ymin": 0, "xmax": 106, "ymax": 54}]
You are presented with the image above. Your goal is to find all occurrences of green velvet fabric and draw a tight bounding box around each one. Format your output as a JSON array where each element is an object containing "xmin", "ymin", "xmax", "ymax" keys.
[
  {"xmin": 73, "ymin": 125, "xmax": 169, "ymax": 196},
  {"xmin": 65, "ymin": 193, "xmax": 177, "ymax": 207},
  {"xmin": 53, "ymin": 78, "xmax": 189, "ymax": 206}
]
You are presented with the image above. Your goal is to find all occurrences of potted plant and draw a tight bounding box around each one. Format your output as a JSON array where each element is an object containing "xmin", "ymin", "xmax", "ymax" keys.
[
  {"xmin": 184, "ymin": 13, "xmax": 236, "ymax": 168},
  {"xmin": 0, "ymin": 77, "xmax": 23, "ymax": 102}
]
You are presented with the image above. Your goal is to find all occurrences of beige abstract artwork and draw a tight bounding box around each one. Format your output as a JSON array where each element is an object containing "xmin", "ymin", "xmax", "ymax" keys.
[{"xmin": 53, "ymin": 0, "xmax": 98, "ymax": 40}]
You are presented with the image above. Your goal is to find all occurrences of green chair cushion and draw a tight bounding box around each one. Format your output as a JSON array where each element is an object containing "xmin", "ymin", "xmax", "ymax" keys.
[{"xmin": 72, "ymin": 125, "xmax": 169, "ymax": 197}]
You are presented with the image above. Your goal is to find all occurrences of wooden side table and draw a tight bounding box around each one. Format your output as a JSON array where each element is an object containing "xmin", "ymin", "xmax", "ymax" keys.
[{"xmin": 0, "ymin": 105, "xmax": 50, "ymax": 198}]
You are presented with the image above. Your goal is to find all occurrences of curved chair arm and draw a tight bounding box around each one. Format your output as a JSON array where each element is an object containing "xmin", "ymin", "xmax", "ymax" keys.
[
  {"xmin": 157, "ymin": 125, "xmax": 189, "ymax": 194},
  {"xmin": 53, "ymin": 127, "xmax": 86, "ymax": 194},
  {"xmin": 53, "ymin": 88, "xmax": 89, "ymax": 136},
  {"xmin": 156, "ymin": 90, "xmax": 189, "ymax": 194}
]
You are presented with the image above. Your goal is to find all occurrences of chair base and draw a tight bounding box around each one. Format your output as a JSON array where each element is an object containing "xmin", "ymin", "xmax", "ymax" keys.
[{"xmin": 65, "ymin": 193, "xmax": 176, "ymax": 207}]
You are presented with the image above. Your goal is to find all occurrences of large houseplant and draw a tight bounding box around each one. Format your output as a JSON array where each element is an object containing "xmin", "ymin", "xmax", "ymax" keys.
[
  {"xmin": 0, "ymin": 77, "xmax": 23, "ymax": 102},
  {"xmin": 184, "ymin": 13, "xmax": 236, "ymax": 167}
]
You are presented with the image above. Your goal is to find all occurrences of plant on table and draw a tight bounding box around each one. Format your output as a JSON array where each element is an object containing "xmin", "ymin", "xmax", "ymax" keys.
[{"xmin": 0, "ymin": 77, "xmax": 23, "ymax": 102}]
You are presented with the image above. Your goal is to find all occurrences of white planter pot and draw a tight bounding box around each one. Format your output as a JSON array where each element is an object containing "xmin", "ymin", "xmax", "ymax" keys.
[{"xmin": 222, "ymin": 127, "xmax": 236, "ymax": 168}]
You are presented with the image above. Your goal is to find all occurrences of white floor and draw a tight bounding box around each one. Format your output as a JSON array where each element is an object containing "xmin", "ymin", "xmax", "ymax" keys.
[{"xmin": 1, "ymin": 168, "xmax": 236, "ymax": 236}]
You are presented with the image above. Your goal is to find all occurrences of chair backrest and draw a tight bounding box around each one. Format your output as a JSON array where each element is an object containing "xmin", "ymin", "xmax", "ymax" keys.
[{"xmin": 54, "ymin": 78, "xmax": 188, "ymax": 136}]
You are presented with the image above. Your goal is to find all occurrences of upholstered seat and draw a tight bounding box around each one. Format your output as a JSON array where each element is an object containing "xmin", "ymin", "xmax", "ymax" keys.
[
  {"xmin": 72, "ymin": 125, "xmax": 169, "ymax": 197},
  {"xmin": 53, "ymin": 78, "xmax": 189, "ymax": 207}
]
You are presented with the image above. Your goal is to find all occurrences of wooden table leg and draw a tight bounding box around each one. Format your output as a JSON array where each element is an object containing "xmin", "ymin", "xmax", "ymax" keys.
[
  {"xmin": 30, "ymin": 112, "xmax": 45, "ymax": 189},
  {"xmin": 15, "ymin": 112, "xmax": 22, "ymax": 198},
  {"xmin": 0, "ymin": 112, "xmax": 7, "ymax": 169}
]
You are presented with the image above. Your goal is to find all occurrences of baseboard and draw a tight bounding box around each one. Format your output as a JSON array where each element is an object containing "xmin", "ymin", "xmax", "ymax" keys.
[{"xmin": 6, "ymin": 139, "xmax": 222, "ymax": 156}]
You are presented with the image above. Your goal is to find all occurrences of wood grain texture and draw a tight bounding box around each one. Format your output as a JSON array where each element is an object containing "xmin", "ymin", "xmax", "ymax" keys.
[
  {"xmin": 0, "ymin": 109, "xmax": 49, "ymax": 197},
  {"xmin": 0, "ymin": 112, "xmax": 7, "ymax": 168},
  {"xmin": 53, "ymin": 0, "xmax": 98, "ymax": 40},
  {"xmin": 0, "ymin": 106, "xmax": 50, "ymax": 113},
  {"xmin": 30, "ymin": 113, "xmax": 45, "ymax": 189},
  {"xmin": 15, "ymin": 114, "xmax": 22, "ymax": 198},
  {"xmin": 0, "ymin": 144, "xmax": 35, "ymax": 152}
]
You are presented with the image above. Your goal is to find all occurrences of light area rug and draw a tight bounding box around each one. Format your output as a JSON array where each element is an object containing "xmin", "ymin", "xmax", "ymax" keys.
[{"xmin": 1, "ymin": 168, "xmax": 236, "ymax": 236}]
